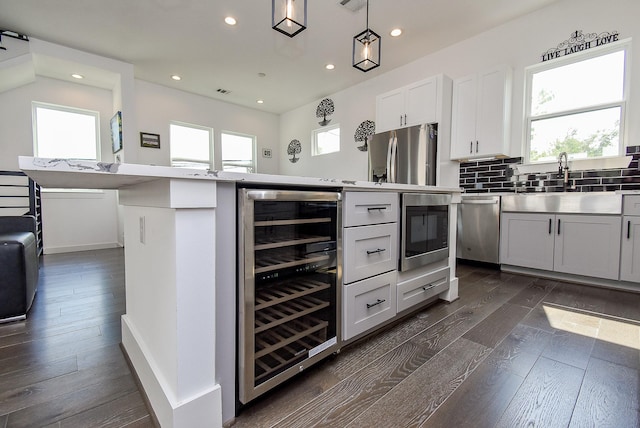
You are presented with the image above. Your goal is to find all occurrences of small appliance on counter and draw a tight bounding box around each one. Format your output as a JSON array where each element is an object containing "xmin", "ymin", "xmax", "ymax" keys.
[{"xmin": 369, "ymin": 123, "xmax": 437, "ymax": 185}]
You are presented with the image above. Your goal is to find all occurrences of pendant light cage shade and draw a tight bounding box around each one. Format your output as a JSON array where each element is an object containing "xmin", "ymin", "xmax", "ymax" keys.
[
  {"xmin": 353, "ymin": 28, "xmax": 381, "ymax": 72},
  {"xmin": 272, "ymin": 0, "xmax": 307, "ymax": 37}
]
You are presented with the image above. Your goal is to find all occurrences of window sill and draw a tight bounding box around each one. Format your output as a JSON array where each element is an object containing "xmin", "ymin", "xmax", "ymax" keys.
[{"xmin": 516, "ymin": 155, "xmax": 632, "ymax": 174}]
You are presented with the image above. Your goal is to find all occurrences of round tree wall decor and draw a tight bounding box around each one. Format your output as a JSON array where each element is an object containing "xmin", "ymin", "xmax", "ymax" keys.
[
  {"xmin": 354, "ymin": 120, "xmax": 375, "ymax": 152},
  {"xmin": 287, "ymin": 139, "xmax": 302, "ymax": 163},
  {"xmin": 316, "ymin": 98, "xmax": 335, "ymax": 126}
]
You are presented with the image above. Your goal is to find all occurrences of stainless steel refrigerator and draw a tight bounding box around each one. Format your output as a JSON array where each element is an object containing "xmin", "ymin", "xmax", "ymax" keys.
[{"xmin": 368, "ymin": 123, "xmax": 437, "ymax": 185}]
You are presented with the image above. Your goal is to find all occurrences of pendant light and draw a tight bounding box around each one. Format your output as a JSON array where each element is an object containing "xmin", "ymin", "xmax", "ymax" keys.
[
  {"xmin": 272, "ymin": 0, "xmax": 307, "ymax": 37},
  {"xmin": 352, "ymin": 0, "xmax": 381, "ymax": 72}
]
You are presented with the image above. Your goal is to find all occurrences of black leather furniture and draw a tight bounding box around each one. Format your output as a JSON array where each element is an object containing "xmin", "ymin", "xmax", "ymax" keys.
[{"xmin": 0, "ymin": 216, "xmax": 39, "ymax": 323}]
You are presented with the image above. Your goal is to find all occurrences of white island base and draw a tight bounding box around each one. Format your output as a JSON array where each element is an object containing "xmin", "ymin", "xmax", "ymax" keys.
[{"xmin": 19, "ymin": 156, "xmax": 460, "ymax": 427}]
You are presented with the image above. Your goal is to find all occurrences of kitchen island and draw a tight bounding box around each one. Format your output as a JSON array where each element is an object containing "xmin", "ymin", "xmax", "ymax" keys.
[{"xmin": 19, "ymin": 156, "xmax": 461, "ymax": 428}]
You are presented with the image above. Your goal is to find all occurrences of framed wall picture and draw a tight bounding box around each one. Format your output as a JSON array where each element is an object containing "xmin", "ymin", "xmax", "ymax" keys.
[{"xmin": 140, "ymin": 132, "xmax": 160, "ymax": 149}]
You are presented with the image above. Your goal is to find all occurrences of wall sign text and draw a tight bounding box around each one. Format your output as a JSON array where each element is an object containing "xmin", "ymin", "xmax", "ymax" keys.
[{"xmin": 541, "ymin": 30, "xmax": 619, "ymax": 62}]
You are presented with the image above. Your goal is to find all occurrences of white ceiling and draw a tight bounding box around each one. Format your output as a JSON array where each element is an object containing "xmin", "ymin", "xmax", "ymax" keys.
[{"xmin": 0, "ymin": 0, "xmax": 561, "ymax": 114}]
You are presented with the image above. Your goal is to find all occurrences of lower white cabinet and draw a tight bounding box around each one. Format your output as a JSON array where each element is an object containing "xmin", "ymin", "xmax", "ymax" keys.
[
  {"xmin": 343, "ymin": 223, "xmax": 398, "ymax": 284},
  {"xmin": 397, "ymin": 266, "xmax": 449, "ymax": 314},
  {"xmin": 343, "ymin": 271, "xmax": 397, "ymax": 340},
  {"xmin": 501, "ymin": 212, "xmax": 621, "ymax": 280},
  {"xmin": 500, "ymin": 213, "xmax": 554, "ymax": 270},
  {"xmin": 621, "ymin": 216, "xmax": 640, "ymax": 282}
]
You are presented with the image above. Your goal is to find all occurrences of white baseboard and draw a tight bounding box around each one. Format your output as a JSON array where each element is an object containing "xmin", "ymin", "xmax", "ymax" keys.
[
  {"xmin": 121, "ymin": 315, "xmax": 223, "ymax": 428},
  {"xmin": 43, "ymin": 242, "xmax": 122, "ymax": 254}
]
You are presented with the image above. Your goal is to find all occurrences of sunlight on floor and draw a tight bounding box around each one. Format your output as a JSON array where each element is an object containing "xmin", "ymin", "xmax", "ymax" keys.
[{"xmin": 543, "ymin": 303, "xmax": 640, "ymax": 350}]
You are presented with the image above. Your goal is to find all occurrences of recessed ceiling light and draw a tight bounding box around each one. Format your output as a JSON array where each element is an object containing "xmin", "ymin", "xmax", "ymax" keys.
[
  {"xmin": 257, "ymin": 99, "xmax": 264, "ymax": 104},
  {"xmin": 390, "ymin": 28, "xmax": 402, "ymax": 37},
  {"xmin": 71, "ymin": 73, "xmax": 84, "ymax": 79},
  {"xmin": 225, "ymin": 16, "xmax": 237, "ymax": 25},
  {"xmin": 171, "ymin": 75, "xmax": 182, "ymax": 81},
  {"xmin": 325, "ymin": 64, "xmax": 335, "ymax": 70}
]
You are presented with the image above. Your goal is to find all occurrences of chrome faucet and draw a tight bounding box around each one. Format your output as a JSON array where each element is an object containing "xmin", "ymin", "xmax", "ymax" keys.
[{"xmin": 558, "ymin": 152, "xmax": 569, "ymax": 186}]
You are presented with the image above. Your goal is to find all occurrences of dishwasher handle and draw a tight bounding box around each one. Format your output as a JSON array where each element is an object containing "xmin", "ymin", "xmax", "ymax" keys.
[{"xmin": 460, "ymin": 199, "xmax": 499, "ymax": 205}]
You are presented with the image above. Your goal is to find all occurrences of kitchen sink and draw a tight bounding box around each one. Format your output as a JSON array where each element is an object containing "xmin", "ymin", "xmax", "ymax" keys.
[{"xmin": 501, "ymin": 192, "xmax": 622, "ymax": 214}]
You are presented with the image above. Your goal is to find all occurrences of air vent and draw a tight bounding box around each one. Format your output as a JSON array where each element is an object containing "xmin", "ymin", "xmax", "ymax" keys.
[
  {"xmin": 216, "ymin": 88, "xmax": 231, "ymax": 95},
  {"xmin": 338, "ymin": 0, "xmax": 366, "ymax": 12}
]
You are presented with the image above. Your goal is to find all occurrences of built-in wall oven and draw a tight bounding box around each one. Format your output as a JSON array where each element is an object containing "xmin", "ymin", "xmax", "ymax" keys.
[
  {"xmin": 237, "ymin": 188, "xmax": 341, "ymax": 405},
  {"xmin": 400, "ymin": 193, "xmax": 451, "ymax": 271}
]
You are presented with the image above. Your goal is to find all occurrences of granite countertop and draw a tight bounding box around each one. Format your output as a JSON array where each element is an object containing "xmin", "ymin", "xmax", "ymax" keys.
[{"xmin": 19, "ymin": 157, "xmax": 462, "ymax": 194}]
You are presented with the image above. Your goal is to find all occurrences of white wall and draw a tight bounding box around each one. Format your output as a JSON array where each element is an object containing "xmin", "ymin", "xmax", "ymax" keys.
[
  {"xmin": 135, "ymin": 80, "xmax": 280, "ymax": 174},
  {"xmin": 279, "ymin": 0, "xmax": 640, "ymax": 186},
  {"xmin": 0, "ymin": 76, "xmax": 121, "ymax": 253}
]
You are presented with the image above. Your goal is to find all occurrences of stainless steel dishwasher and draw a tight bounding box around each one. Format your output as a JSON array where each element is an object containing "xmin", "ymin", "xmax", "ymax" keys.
[{"xmin": 456, "ymin": 195, "xmax": 501, "ymax": 264}]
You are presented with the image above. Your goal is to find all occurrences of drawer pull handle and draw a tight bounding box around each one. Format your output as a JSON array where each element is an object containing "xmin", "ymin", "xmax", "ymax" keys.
[
  {"xmin": 367, "ymin": 206, "xmax": 387, "ymax": 212},
  {"xmin": 423, "ymin": 284, "xmax": 436, "ymax": 291},
  {"xmin": 367, "ymin": 248, "xmax": 387, "ymax": 255},
  {"xmin": 366, "ymin": 298, "xmax": 386, "ymax": 309}
]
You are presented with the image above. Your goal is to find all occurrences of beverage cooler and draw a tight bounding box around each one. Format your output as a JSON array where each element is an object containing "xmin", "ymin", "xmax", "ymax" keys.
[{"xmin": 237, "ymin": 188, "xmax": 341, "ymax": 404}]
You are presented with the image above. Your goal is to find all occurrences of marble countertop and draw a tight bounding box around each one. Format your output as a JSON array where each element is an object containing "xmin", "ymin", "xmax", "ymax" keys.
[{"xmin": 19, "ymin": 157, "xmax": 462, "ymax": 194}]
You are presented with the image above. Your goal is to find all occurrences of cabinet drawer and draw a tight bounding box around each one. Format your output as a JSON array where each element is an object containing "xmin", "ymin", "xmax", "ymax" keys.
[
  {"xmin": 343, "ymin": 271, "xmax": 397, "ymax": 340},
  {"xmin": 624, "ymin": 195, "xmax": 640, "ymax": 216},
  {"xmin": 343, "ymin": 223, "xmax": 398, "ymax": 284},
  {"xmin": 343, "ymin": 192, "xmax": 399, "ymax": 227},
  {"xmin": 397, "ymin": 267, "xmax": 449, "ymax": 314}
]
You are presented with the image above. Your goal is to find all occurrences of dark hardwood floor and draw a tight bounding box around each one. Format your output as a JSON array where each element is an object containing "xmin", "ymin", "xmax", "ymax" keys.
[
  {"xmin": 231, "ymin": 262, "xmax": 640, "ymax": 428},
  {"xmin": 0, "ymin": 248, "xmax": 154, "ymax": 428},
  {"xmin": 2, "ymin": 249, "xmax": 639, "ymax": 427}
]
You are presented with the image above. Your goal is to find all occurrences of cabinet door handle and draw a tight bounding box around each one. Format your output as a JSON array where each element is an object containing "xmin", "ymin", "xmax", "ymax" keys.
[
  {"xmin": 400, "ymin": 115, "xmax": 403, "ymax": 126},
  {"xmin": 476, "ymin": 141, "xmax": 479, "ymax": 153},
  {"xmin": 366, "ymin": 298, "xmax": 386, "ymax": 309},
  {"xmin": 469, "ymin": 141, "xmax": 473, "ymax": 154},
  {"xmin": 628, "ymin": 220, "xmax": 631, "ymax": 240},
  {"xmin": 548, "ymin": 218, "xmax": 552, "ymax": 234},
  {"xmin": 404, "ymin": 114, "xmax": 407, "ymax": 125},
  {"xmin": 366, "ymin": 248, "xmax": 387, "ymax": 255},
  {"xmin": 367, "ymin": 206, "xmax": 387, "ymax": 212},
  {"xmin": 557, "ymin": 219, "xmax": 561, "ymax": 235}
]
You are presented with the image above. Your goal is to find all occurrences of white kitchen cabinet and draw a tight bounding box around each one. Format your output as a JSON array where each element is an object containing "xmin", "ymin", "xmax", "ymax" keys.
[
  {"xmin": 343, "ymin": 271, "xmax": 397, "ymax": 340},
  {"xmin": 500, "ymin": 212, "xmax": 555, "ymax": 270},
  {"xmin": 450, "ymin": 65, "xmax": 511, "ymax": 160},
  {"xmin": 554, "ymin": 214, "xmax": 621, "ymax": 280},
  {"xmin": 500, "ymin": 212, "xmax": 621, "ymax": 280},
  {"xmin": 343, "ymin": 223, "xmax": 398, "ymax": 284},
  {"xmin": 620, "ymin": 196, "xmax": 640, "ymax": 282},
  {"xmin": 343, "ymin": 191, "xmax": 398, "ymax": 227},
  {"xmin": 376, "ymin": 77, "xmax": 437, "ymax": 132}
]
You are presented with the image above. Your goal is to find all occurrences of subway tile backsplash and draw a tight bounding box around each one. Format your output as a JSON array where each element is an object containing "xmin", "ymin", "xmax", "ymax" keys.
[{"xmin": 459, "ymin": 145, "xmax": 640, "ymax": 193}]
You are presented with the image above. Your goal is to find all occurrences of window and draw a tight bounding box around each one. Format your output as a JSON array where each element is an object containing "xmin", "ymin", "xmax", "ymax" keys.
[
  {"xmin": 221, "ymin": 132, "xmax": 256, "ymax": 173},
  {"xmin": 33, "ymin": 103, "xmax": 100, "ymax": 160},
  {"xmin": 170, "ymin": 122, "xmax": 213, "ymax": 169},
  {"xmin": 525, "ymin": 42, "xmax": 629, "ymax": 163},
  {"xmin": 312, "ymin": 124, "xmax": 340, "ymax": 156}
]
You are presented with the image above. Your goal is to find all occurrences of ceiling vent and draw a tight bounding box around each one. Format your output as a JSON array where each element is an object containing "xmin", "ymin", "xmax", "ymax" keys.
[
  {"xmin": 216, "ymin": 88, "xmax": 231, "ymax": 95},
  {"xmin": 338, "ymin": 0, "xmax": 366, "ymax": 12}
]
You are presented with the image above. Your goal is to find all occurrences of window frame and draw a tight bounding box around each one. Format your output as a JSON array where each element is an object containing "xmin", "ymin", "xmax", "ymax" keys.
[
  {"xmin": 312, "ymin": 123, "xmax": 340, "ymax": 156},
  {"xmin": 32, "ymin": 102, "xmax": 101, "ymax": 161},
  {"xmin": 523, "ymin": 39, "xmax": 630, "ymax": 164},
  {"xmin": 220, "ymin": 130, "xmax": 256, "ymax": 173},
  {"xmin": 169, "ymin": 121, "xmax": 214, "ymax": 170}
]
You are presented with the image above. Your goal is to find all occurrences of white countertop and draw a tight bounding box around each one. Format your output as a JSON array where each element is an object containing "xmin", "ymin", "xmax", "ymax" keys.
[{"xmin": 18, "ymin": 157, "xmax": 462, "ymax": 194}]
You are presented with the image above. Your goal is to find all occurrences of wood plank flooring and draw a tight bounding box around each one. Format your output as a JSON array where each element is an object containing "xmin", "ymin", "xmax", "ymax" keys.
[
  {"xmin": 0, "ymin": 248, "xmax": 154, "ymax": 428},
  {"xmin": 231, "ymin": 262, "xmax": 640, "ymax": 428},
  {"xmin": 2, "ymin": 249, "xmax": 640, "ymax": 427}
]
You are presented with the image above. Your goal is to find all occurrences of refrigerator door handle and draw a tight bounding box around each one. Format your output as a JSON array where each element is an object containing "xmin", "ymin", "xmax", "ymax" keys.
[
  {"xmin": 390, "ymin": 134, "xmax": 398, "ymax": 183},
  {"xmin": 386, "ymin": 132, "xmax": 394, "ymax": 183}
]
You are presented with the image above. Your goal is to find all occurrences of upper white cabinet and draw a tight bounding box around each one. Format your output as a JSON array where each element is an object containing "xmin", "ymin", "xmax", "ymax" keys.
[
  {"xmin": 450, "ymin": 65, "xmax": 512, "ymax": 160},
  {"xmin": 621, "ymin": 195, "xmax": 640, "ymax": 282},
  {"xmin": 376, "ymin": 77, "xmax": 438, "ymax": 132}
]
